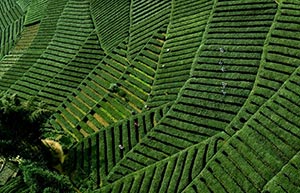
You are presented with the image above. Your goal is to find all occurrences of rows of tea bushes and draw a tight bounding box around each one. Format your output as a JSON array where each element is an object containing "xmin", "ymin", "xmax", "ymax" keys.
[
  {"xmin": 1, "ymin": 0, "xmax": 300, "ymax": 192},
  {"xmin": 0, "ymin": 177, "xmax": 29, "ymax": 193},
  {"xmin": 146, "ymin": 0, "xmax": 214, "ymax": 108},
  {"xmin": 65, "ymin": 0, "xmax": 300, "ymax": 191},
  {"xmin": 263, "ymin": 151, "xmax": 300, "ymax": 192},
  {"xmin": 225, "ymin": 0, "xmax": 300, "ymax": 135},
  {"xmin": 182, "ymin": 1, "xmax": 300, "ymax": 192},
  {"xmin": 90, "ymin": 0, "xmax": 130, "ymax": 52},
  {"xmin": 16, "ymin": 0, "xmax": 31, "ymax": 12},
  {"xmin": 67, "ymin": 102, "xmax": 173, "ymax": 190},
  {"xmin": 51, "ymin": 26, "xmax": 167, "ymax": 140},
  {"xmin": 0, "ymin": 24, "xmax": 39, "ymax": 78},
  {"xmin": 87, "ymin": 27, "xmax": 167, "ymax": 125},
  {"xmin": 0, "ymin": 0, "xmax": 24, "ymax": 59},
  {"xmin": 24, "ymin": 0, "xmax": 48, "ymax": 25},
  {"xmin": 97, "ymin": 132, "xmax": 228, "ymax": 193},
  {"xmin": 9, "ymin": 0, "xmax": 94, "ymax": 100},
  {"xmin": 184, "ymin": 64, "xmax": 300, "ymax": 192},
  {"xmin": 36, "ymin": 30, "xmax": 105, "ymax": 107},
  {"xmin": 176, "ymin": 0, "xmax": 278, "ymax": 136},
  {"xmin": 127, "ymin": 0, "xmax": 171, "ymax": 59},
  {"xmin": 50, "ymin": 39, "xmax": 129, "ymax": 139},
  {"xmin": 104, "ymin": 0, "xmax": 277, "ymax": 183},
  {"xmin": 0, "ymin": 0, "xmax": 69, "ymax": 90}
]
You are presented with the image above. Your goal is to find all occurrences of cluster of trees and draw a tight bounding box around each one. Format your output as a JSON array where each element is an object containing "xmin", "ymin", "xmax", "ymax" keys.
[
  {"xmin": 0, "ymin": 92, "xmax": 76, "ymax": 193},
  {"xmin": 20, "ymin": 161, "xmax": 75, "ymax": 193},
  {"xmin": 0, "ymin": 92, "xmax": 51, "ymax": 160}
]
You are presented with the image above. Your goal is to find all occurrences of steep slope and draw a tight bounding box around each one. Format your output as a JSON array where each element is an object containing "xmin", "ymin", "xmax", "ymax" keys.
[
  {"xmin": 9, "ymin": 0, "xmax": 94, "ymax": 100},
  {"xmin": 0, "ymin": 0, "xmax": 24, "ymax": 59},
  {"xmin": 101, "ymin": 0, "xmax": 277, "ymax": 185},
  {"xmin": 0, "ymin": 23, "xmax": 39, "ymax": 79},
  {"xmin": 90, "ymin": 0, "xmax": 130, "ymax": 52},
  {"xmin": 0, "ymin": 0, "xmax": 69, "ymax": 91},
  {"xmin": 2, "ymin": 0, "xmax": 300, "ymax": 192}
]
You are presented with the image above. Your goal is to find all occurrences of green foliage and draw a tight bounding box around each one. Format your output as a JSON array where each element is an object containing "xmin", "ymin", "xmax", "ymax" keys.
[
  {"xmin": 0, "ymin": 0, "xmax": 24, "ymax": 60},
  {"xmin": 20, "ymin": 161, "xmax": 75, "ymax": 193},
  {"xmin": 16, "ymin": 0, "xmax": 32, "ymax": 12},
  {"xmin": 90, "ymin": 0, "xmax": 130, "ymax": 52},
  {"xmin": 0, "ymin": 92, "xmax": 52, "ymax": 160},
  {"xmin": 3, "ymin": 0, "xmax": 300, "ymax": 192},
  {"xmin": 24, "ymin": 0, "xmax": 48, "ymax": 25},
  {"xmin": 128, "ymin": 0, "xmax": 171, "ymax": 59},
  {"xmin": 0, "ymin": 176, "xmax": 30, "ymax": 193}
]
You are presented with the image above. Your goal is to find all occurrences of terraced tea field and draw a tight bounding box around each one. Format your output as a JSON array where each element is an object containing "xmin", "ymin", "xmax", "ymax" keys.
[{"xmin": 1, "ymin": 0, "xmax": 300, "ymax": 192}]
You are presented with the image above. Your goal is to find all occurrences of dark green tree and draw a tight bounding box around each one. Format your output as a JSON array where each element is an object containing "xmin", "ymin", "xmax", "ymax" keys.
[
  {"xmin": 20, "ymin": 161, "xmax": 75, "ymax": 193},
  {"xmin": 0, "ymin": 92, "xmax": 52, "ymax": 161},
  {"xmin": 0, "ymin": 92, "xmax": 76, "ymax": 192}
]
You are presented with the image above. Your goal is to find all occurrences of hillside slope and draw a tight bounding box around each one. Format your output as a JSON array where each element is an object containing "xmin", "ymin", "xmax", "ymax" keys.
[{"xmin": 1, "ymin": 0, "xmax": 300, "ymax": 192}]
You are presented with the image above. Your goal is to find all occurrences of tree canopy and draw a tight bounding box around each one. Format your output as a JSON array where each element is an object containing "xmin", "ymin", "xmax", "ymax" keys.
[{"xmin": 0, "ymin": 92, "xmax": 52, "ymax": 160}]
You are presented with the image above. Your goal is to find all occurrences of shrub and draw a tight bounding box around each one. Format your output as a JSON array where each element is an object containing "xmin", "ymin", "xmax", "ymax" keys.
[{"xmin": 20, "ymin": 161, "xmax": 75, "ymax": 193}]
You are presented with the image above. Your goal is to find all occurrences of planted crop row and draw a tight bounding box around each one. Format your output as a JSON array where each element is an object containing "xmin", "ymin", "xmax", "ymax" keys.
[
  {"xmin": 128, "ymin": 0, "xmax": 171, "ymax": 59},
  {"xmin": 0, "ymin": 55, "xmax": 21, "ymax": 78},
  {"xmin": 71, "ymin": 27, "xmax": 166, "ymax": 139},
  {"xmin": 0, "ymin": 0, "xmax": 68, "ymax": 91},
  {"xmin": 0, "ymin": 29, "xmax": 16, "ymax": 58},
  {"xmin": 36, "ymin": 31, "xmax": 105, "ymax": 107},
  {"xmin": 16, "ymin": 0, "xmax": 31, "ymax": 12},
  {"xmin": 263, "ymin": 151, "xmax": 300, "ymax": 192},
  {"xmin": 67, "ymin": 102, "xmax": 173, "ymax": 189},
  {"xmin": 24, "ymin": 0, "xmax": 48, "ymax": 25},
  {"xmin": 224, "ymin": 1, "xmax": 300, "ymax": 135},
  {"xmin": 50, "ymin": 25, "xmax": 167, "ymax": 140},
  {"xmin": 9, "ymin": 0, "xmax": 94, "ymax": 100},
  {"xmin": 182, "ymin": 0, "xmax": 277, "ymax": 139},
  {"xmin": 0, "ymin": 24, "xmax": 39, "ymax": 79},
  {"xmin": 80, "ymin": 27, "xmax": 167, "ymax": 134},
  {"xmin": 0, "ymin": 1, "xmax": 24, "ymax": 60},
  {"xmin": 147, "ymin": 0, "xmax": 213, "ymax": 108},
  {"xmin": 91, "ymin": 0, "xmax": 130, "ymax": 52},
  {"xmin": 0, "ymin": 176, "xmax": 29, "ymax": 193},
  {"xmin": 0, "ymin": 0, "xmax": 14, "ymax": 12},
  {"xmin": 0, "ymin": 12, "xmax": 23, "ymax": 36},
  {"xmin": 98, "ymin": 132, "xmax": 228, "ymax": 193},
  {"xmin": 184, "ymin": 66, "xmax": 300, "ymax": 192},
  {"xmin": 0, "ymin": 0, "xmax": 23, "ymax": 28},
  {"xmin": 102, "ymin": 0, "xmax": 277, "ymax": 183},
  {"xmin": 50, "ymin": 39, "xmax": 129, "ymax": 140},
  {"xmin": 131, "ymin": 0, "xmax": 169, "ymax": 24}
]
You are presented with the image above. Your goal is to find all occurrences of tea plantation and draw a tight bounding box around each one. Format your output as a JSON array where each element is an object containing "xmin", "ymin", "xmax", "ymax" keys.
[{"xmin": 1, "ymin": 0, "xmax": 300, "ymax": 192}]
